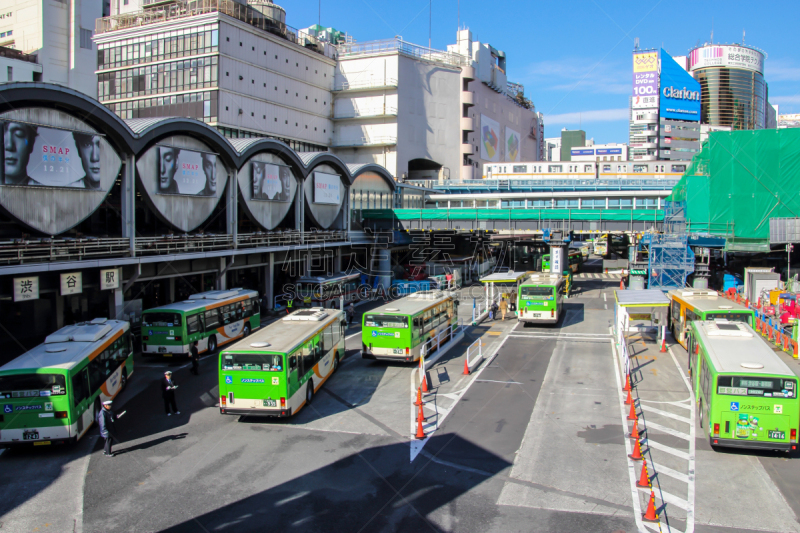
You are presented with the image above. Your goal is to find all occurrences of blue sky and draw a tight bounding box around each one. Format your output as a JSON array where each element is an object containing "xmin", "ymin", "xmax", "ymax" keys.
[{"xmin": 283, "ymin": 0, "xmax": 800, "ymax": 144}]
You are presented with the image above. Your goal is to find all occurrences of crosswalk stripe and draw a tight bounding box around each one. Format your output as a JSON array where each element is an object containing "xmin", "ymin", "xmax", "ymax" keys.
[
  {"xmin": 638, "ymin": 486, "xmax": 690, "ymax": 511},
  {"xmin": 641, "ymin": 405, "xmax": 692, "ymax": 424},
  {"xmin": 643, "ymin": 420, "xmax": 691, "ymax": 441},
  {"xmin": 643, "ymin": 438, "xmax": 691, "ymax": 460},
  {"xmin": 651, "ymin": 461, "xmax": 690, "ymax": 484}
]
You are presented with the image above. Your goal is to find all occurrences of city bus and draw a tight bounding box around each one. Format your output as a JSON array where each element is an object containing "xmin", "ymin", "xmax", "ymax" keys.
[
  {"xmin": 542, "ymin": 251, "xmax": 582, "ymax": 273},
  {"xmin": 294, "ymin": 272, "xmax": 362, "ymax": 308},
  {"xmin": 218, "ymin": 308, "xmax": 345, "ymax": 417},
  {"xmin": 142, "ymin": 288, "xmax": 260, "ymax": 357},
  {"xmin": 517, "ymin": 273, "xmax": 565, "ymax": 325},
  {"xmin": 668, "ymin": 288, "xmax": 755, "ymax": 348},
  {"xmin": 687, "ymin": 320, "xmax": 799, "ymax": 452},
  {"xmin": 361, "ymin": 290, "xmax": 458, "ymax": 362},
  {"xmin": 0, "ymin": 319, "xmax": 133, "ymax": 447}
]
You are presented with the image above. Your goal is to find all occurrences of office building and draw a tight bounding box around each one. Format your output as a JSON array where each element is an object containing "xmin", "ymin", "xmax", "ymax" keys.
[
  {"xmin": 0, "ymin": 0, "xmax": 100, "ymax": 97},
  {"xmin": 570, "ymin": 143, "xmax": 628, "ymax": 162},
  {"xmin": 544, "ymin": 137, "xmax": 561, "ymax": 161},
  {"xmin": 0, "ymin": 45, "xmax": 42, "ymax": 82},
  {"xmin": 559, "ymin": 129, "xmax": 585, "ymax": 161}
]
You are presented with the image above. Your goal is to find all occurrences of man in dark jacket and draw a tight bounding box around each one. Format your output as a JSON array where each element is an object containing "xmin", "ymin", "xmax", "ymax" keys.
[
  {"xmin": 190, "ymin": 341, "xmax": 200, "ymax": 375},
  {"xmin": 97, "ymin": 401, "xmax": 119, "ymax": 457},
  {"xmin": 161, "ymin": 371, "xmax": 180, "ymax": 416}
]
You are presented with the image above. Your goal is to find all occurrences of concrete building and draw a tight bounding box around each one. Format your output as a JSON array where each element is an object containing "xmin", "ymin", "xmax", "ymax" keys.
[
  {"xmin": 778, "ymin": 114, "xmax": 800, "ymax": 129},
  {"xmin": 94, "ymin": 0, "xmax": 337, "ymax": 152},
  {"xmin": 0, "ymin": 0, "xmax": 101, "ymax": 98},
  {"xmin": 559, "ymin": 129, "xmax": 585, "ymax": 161},
  {"xmin": 544, "ymin": 137, "xmax": 561, "ymax": 161},
  {"xmin": 569, "ymin": 142, "xmax": 628, "ymax": 162},
  {"xmin": 0, "ymin": 45, "xmax": 42, "ymax": 81}
]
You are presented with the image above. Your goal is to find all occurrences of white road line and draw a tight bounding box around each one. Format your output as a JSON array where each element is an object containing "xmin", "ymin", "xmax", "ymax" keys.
[
  {"xmin": 641, "ymin": 405, "xmax": 692, "ymax": 424},
  {"xmin": 637, "ymin": 486, "xmax": 690, "ymax": 511},
  {"xmin": 667, "ymin": 344, "xmax": 696, "ymax": 533},
  {"xmin": 651, "ymin": 461, "xmax": 690, "ymax": 484},
  {"xmin": 609, "ymin": 328, "xmax": 646, "ymax": 533},
  {"xmin": 644, "ymin": 521, "xmax": 679, "ymax": 533},
  {"xmin": 508, "ymin": 334, "xmax": 611, "ymax": 341},
  {"xmin": 603, "ymin": 292, "xmax": 607, "ymax": 302},
  {"xmin": 643, "ymin": 420, "xmax": 691, "ymax": 441},
  {"xmin": 474, "ymin": 379, "xmax": 523, "ymax": 385},
  {"xmin": 640, "ymin": 398, "xmax": 693, "ymax": 411},
  {"xmin": 644, "ymin": 439, "xmax": 691, "ymax": 461},
  {"xmin": 345, "ymin": 331, "xmax": 361, "ymax": 340}
]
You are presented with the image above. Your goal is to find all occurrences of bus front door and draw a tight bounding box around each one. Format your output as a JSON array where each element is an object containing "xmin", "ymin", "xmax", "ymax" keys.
[{"xmin": 288, "ymin": 354, "xmax": 300, "ymax": 411}]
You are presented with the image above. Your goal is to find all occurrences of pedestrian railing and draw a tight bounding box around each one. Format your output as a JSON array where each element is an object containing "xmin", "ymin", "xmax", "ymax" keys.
[{"xmin": 464, "ymin": 337, "xmax": 484, "ymax": 373}]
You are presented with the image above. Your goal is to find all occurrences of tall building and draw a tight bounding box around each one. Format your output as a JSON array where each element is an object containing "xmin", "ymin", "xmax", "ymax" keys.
[
  {"xmin": 0, "ymin": 0, "xmax": 101, "ymax": 97},
  {"xmin": 688, "ymin": 43, "xmax": 768, "ymax": 131},
  {"xmin": 94, "ymin": 0, "xmax": 337, "ymax": 151},
  {"xmin": 560, "ymin": 129, "xmax": 585, "ymax": 161},
  {"xmin": 544, "ymin": 137, "xmax": 561, "ymax": 161}
]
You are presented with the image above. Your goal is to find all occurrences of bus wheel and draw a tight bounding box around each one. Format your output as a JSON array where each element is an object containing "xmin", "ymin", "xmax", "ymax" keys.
[
  {"xmin": 208, "ymin": 335, "xmax": 217, "ymax": 353},
  {"xmin": 306, "ymin": 381, "xmax": 314, "ymax": 404},
  {"xmin": 120, "ymin": 368, "xmax": 128, "ymax": 390},
  {"xmin": 243, "ymin": 323, "xmax": 251, "ymax": 337},
  {"xmin": 333, "ymin": 354, "xmax": 340, "ymax": 373}
]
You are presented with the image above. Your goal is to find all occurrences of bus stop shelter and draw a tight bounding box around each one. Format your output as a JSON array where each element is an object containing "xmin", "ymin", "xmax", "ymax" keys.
[{"xmin": 614, "ymin": 289, "xmax": 670, "ymax": 347}]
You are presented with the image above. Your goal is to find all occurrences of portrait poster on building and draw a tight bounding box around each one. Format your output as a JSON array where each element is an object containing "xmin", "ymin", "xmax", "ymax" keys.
[
  {"xmin": 1, "ymin": 121, "xmax": 104, "ymax": 190},
  {"xmin": 505, "ymin": 127, "xmax": 520, "ymax": 162},
  {"xmin": 313, "ymin": 171, "xmax": 341, "ymax": 205},
  {"xmin": 480, "ymin": 115, "xmax": 500, "ymax": 162},
  {"xmin": 156, "ymin": 145, "xmax": 218, "ymax": 196},
  {"xmin": 251, "ymin": 161, "xmax": 291, "ymax": 202}
]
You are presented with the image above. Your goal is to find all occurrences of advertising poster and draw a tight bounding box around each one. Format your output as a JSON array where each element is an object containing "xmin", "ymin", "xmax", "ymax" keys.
[
  {"xmin": 156, "ymin": 145, "xmax": 218, "ymax": 196},
  {"xmin": 1, "ymin": 121, "xmax": 104, "ymax": 189},
  {"xmin": 251, "ymin": 161, "xmax": 290, "ymax": 202},
  {"xmin": 660, "ymin": 49, "xmax": 701, "ymax": 122},
  {"xmin": 505, "ymin": 128, "xmax": 520, "ymax": 162},
  {"xmin": 632, "ymin": 51, "xmax": 659, "ymax": 102},
  {"xmin": 631, "ymin": 95, "xmax": 658, "ymax": 109},
  {"xmin": 313, "ymin": 171, "xmax": 341, "ymax": 205},
  {"xmin": 689, "ymin": 45, "xmax": 764, "ymax": 74},
  {"xmin": 480, "ymin": 115, "xmax": 500, "ymax": 162}
]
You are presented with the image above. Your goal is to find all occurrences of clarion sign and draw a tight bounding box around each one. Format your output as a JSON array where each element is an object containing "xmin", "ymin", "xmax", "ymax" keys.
[{"xmin": 662, "ymin": 86, "xmax": 700, "ymax": 101}]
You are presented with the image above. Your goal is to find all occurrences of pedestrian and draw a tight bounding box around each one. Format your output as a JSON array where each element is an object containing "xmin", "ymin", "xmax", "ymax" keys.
[
  {"xmin": 499, "ymin": 297, "xmax": 508, "ymax": 321},
  {"xmin": 190, "ymin": 341, "xmax": 200, "ymax": 375},
  {"xmin": 261, "ymin": 293, "xmax": 269, "ymax": 313},
  {"xmin": 97, "ymin": 400, "xmax": 124, "ymax": 457},
  {"xmin": 490, "ymin": 300, "xmax": 499, "ymax": 321},
  {"xmin": 510, "ymin": 291, "xmax": 517, "ymax": 313},
  {"xmin": 161, "ymin": 371, "xmax": 180, "ymax": 416},
  {"xmin": 347, "ymin": 302, "xmax": 355, "ymax": 326},
  {"xmin": 286, "ymin": 297, "xmax": 293, "ymax": 315}
]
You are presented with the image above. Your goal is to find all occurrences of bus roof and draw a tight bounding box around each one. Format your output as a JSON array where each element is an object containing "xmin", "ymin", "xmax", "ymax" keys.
[
  {"xmin": 521, "ymin": 273, "xmax": 564, "ymax": 286},
  {"xmin": 143, "ymin": 288, "xmax": 259, "ymax": 314},
  {"xmin": 480, "ymin": 271, "xmax": 533, "ymax": 283},
  {"xmin": 296, "ymin": 272, "xmax": 360, "ymax": 285},
  {"xmin": 668, "ymin": 289, "xmax": 752, "ymax": 314},
  {"xmin": 0, "ymin": 319, "xmax": 129, "ymax": 373},
  {"xmin": 693, "ymin": 320, "xmax": 794, "ymax": 376},
  {"xmin": 223, "ymin": 308, "xmax": 343, "ymax": 355},
  {"xmin": 368, "ymin": 291, "xmax": 453, "ymax": 316}
]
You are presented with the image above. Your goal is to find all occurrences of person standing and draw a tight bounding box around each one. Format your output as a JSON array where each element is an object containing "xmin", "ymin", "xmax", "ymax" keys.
[
  {"xmin": 97, "ymin": 400, "xmax": 120, "ymax": 457},
  {"xmin": 510, "ymin": 291, "xmax": 517, "ymax": 314},
  {"xmin": 347, "ymin": 302, "xmax": 355, "ymax": 326},
  {"xmin": 286, "ymin": 297, "xmax": 293, "ymax": 315},
  {"xmin": 190, "ymin": 341, "xmax": 200, "ymax": 376},
  {"xmin": 490, "ymin": 300, "xmax": 498, "ymax": 321},
  {"xmin": 161, "ymin": 371, "xmax": 180, "ymax": 416},
  {"xmin": 499, "ymin": 298, "xmax": 508, "ymax": 321}
]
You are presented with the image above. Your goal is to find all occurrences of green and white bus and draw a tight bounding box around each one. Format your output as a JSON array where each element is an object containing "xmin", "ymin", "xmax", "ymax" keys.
[
  {"xmin": 142, "ymin": 288, "xmax": 260, "ymax": 357},
  {"xmin": 668, "ymin": 288, "xmax": 755, "ymax": 349},
  {"xmin": 361, "ymin": 291, "xmax": 458, "ymax": 362},
  {"xmin": 517, "ymin": 273, "xmax": 565, "ymax": 325},
  {"xmin": 0, "ymin": 319, "xmax": 133, "ymax": 448},
  {"xmin": 219, "ymin": 308, "xmax": 345, "ymax": 417},
  {"xmin": 688, "ymin": 319, "xmax": 799, "ymax": 452}
]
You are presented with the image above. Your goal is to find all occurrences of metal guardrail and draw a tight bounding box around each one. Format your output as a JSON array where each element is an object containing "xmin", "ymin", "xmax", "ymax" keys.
[
  {"xmin": 0, "ymin": 237, "xmax": 131, "ymax": 265},
  {"xmin": 337, "ymin": 38, "xmax": 469, "ymax": 68},
  {"xmin": 420, "ymin": 319, "xmax": 464, "ymax": 361},
  {"xmin": 409, "ymin": 178, "xmax": 680, "ymax": 192},
  {"xmin": 0, "ymin": 46, "xmax": 38, "ymax": 64}
]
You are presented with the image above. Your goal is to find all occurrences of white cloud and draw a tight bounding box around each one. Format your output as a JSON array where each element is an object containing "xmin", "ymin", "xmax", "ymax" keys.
[
  {"xmin": 545, "ymin": 108, "xmax": 630, "ymax": 124},
  {"xmin": 770, "ymin": 95, "xmax": 800, "ymax": 105},
  {"xmin": 767, "ymin": 59, "xmax": 800, "ymax": 82}
]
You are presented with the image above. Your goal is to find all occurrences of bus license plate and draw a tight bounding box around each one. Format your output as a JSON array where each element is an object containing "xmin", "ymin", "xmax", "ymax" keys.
[
  {"xmin": 23, "ymin": 431, "xmax": 39, "ymax": 440},
  {"xmin": 263, "ymin": 399, "xmax": 277, "ymax": 407},
  {"xmin": 533, "ymin": 313, "xmax": 541, "ymax": 318},
  {"xmin": 769, "ymin": 430, "xmax": 785, "ymax": 440},
  {"xmin": 392, "ymin": 349, "xmax": 403, "ymax": 355},
  {"xmin": 158, "ymin": 347, "xmax": 167, "ymax": 353}
]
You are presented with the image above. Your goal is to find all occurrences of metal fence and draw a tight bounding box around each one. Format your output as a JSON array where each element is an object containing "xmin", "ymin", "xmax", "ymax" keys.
[
  {"xmin": 337, "ymin": 38, "xmax": 470, "ymax": 68},
  {"xmin": 409, "ymin": 178, "xmax": 680, "ymax": 192}
]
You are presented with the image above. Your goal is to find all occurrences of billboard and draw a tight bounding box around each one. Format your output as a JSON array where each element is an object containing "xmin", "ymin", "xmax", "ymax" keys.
[
  {"xmin": 480, "ymin": 115, "xmax": 500, "ymax": 162},
  {"xmin": 632, "ymin": 51, "xmax": 659, "ymax": 105},
  {"xmin": 631, "ymin": 95, "xmax": 658, "ymax": 109},
  {"xmin": 659, "ymin": 49, "xmax": 701, "ymax": 122},
  {"xmin": 1, "ymin": 121, "xmax": 105, "ymax": 189},
  {"xmin": 505, "ymin": 127, "xmax": 520, "ymax": 162},
  {"xmin": 251, "ymin": 161, "xmax": 291, "ymax": 202},
  {"xmin": 596, "ymin": 148, "xmax": 622, "ymax": 155},
  {"xmin": 689, "ymin": 45, "xmax": 764, "ymax": 74},
  {"xmin": 571, "ymin": 149, "xmax": 594, "ymax": 156},
  {"xmin": 313, "ymin": 171, "xmax": 340, "ymax": 205},
  {"xmin": 156, "ymin": 146, "xmax": 218, "ymax": 196}
]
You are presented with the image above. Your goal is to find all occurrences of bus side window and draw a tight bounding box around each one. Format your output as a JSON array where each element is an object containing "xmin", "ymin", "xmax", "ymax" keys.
[
  {"xmin": 687, "ymin": 334, "xmax": 694, "ymax": 376},
  {"xmin": 288, "ymin": 354, "xmax": 298, "ymax": 372},
  {"xmin": 187, "ymin": 314, "xmax": 201, "ymax": 335},
  {"xmin": 204, "ymin": 309, "xmax": 220, "ymax": 331},
  {"xmin": 71, "ymin": 369, "xmax": 90, "ymax": 407}
]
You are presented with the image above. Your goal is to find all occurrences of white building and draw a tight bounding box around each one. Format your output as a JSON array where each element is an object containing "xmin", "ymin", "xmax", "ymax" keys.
[
  {"xmin": 544, "ymin": 137, "xmax": 561, "ymax": 161},
  {"xmin": 0, "ymin": 46, "xmax": 42, "ymax": 81},
  {"xmin": 569, "ymin": 142, "xmax": 628, "ymax": 162},
  {"xmin": 0, "ymin": 0, "xmax": 101, "ymax": 98}
]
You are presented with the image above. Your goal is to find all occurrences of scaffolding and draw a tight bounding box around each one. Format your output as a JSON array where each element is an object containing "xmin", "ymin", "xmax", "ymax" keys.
[{"xmin": 645, "ymin": 233, "xmax": 694, "ymax": 290}]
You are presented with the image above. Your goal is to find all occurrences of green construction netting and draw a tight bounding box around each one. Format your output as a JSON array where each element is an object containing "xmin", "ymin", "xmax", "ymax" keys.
[{"xmin": 361, "ymin": 208, "xmax": 665, "ymax": 221}]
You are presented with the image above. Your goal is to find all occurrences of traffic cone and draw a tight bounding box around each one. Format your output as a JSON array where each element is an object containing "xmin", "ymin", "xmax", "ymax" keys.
[
  {"xmin": 660, "ymin": 338, "xmax": 667, "ymax": 353},
  {"xmin": 417, "ymin": 403, "xmax": 425, "ymax": 423},
  {"xmin": 636, "ymin": 459, "xmax": 650, "ymax": 487},
  {"xmin": 624, "ymin": 390, "xmax": 633, "ymax": 405},
  {"xmin": 623, "ymin": 373, "xmax": 632, "ymax": 392},
  {"xmin": 620, "ymin": 279, "xmax": 625, "ymax": 290},
  {"xmin": 463, "ymin": 359, "xmax": 470, "ymax": 376},
  {"xmin": 628, "ymin": 438, "xmax": 643, "ymax": 460},
  {"xmin": 421, "ymin": 371, "xmax": 429, "ymax": 393},
  {"xmin": 629, "ymin": 419, "xmax": 640, "ymax": 440},
  {"xmin": 414, "ymin": 387, "xmax": 422, "ymax": 407},
  {"xmin": 415, "ymin": 414, "xmax": 426, "ymax": 439},
  {"xmin": 642, "ymin": 490, "xmax": 658, "ymax": 522},
  {"xmin": 627, "ymin": 400, "xmax": 637, "ymax": 421}
]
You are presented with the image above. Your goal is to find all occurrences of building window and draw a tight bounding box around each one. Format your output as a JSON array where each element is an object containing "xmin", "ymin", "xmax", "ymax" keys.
[
  {"xmin": 6, "ymin": 66, "xmax": 11, "ymax": 81},
  {"xmin": 80, "ymin": 28, "xmax": 93, "ymax": 50}
]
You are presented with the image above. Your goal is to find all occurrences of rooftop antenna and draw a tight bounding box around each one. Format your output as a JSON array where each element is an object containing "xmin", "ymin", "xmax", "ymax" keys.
[
  {"xmin": 634, "ymin": 37, "xmax": 639, "ymax": 51},
  {"xmin": 711, "ymin": 17, "xmax": 714, "ymax": 44},
  {"xmin": 742, "ymin": 29, "xmax": 746, "ymax": 44}
]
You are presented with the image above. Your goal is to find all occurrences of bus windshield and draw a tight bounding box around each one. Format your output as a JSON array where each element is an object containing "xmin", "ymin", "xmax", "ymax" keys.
[
  {"xmin": 0, "ymin": 374, "xmax": 67, "ymax": 398},
  {"xmin": 365, "ymin": 315, "xmax": 409, "ymax": 328},
  {"xmin": 222, "ymin": 353, "xmax": 283, "ymax": 371},
  {"xmin": 707, "ymin": 313, "xmax": 750, "ymax": 323},
  {"xmin": 143, "ymin": 313, "xmax": 182, "ymax": 327},
  {"xmin": 521, "ymin": 286, "xmax": 553, "ymax": 299},
  {"xmin": 717, "ymin": 375, "xmax": 797, "ymax": 397}
]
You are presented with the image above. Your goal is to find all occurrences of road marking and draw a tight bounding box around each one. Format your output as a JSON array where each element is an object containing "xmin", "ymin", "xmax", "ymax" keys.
[
  {"xmin": 641, "ymin": 405, "xmax": 691, "ymax": 424},
  {"xmin": 345, "ymin": 331, "xmax": 361, "ymax": 340},
  {"xmin": 474, "ymin": 379, "xmax": 523, "ymax": 385},
  {"xmin": 640, "ymin": 398, "xmax": 693, "ymax": 411},
  {"xmin": 603, "ymin": 292, "xmax": 607, "ymax": 302},
  {"xmin": 667, "ymin": 344, "xmax": 696, "ymax": 533},
  {"xmin": 643, "ymin": 438, "xmax": 691, "ymax": 461},
  {"xmin": 643, "ymin": 420, "xmax": 691, "ymax": 441},
  {"xmin": 643, "ymin": 521, "xmax": 676, "ymax": 533},
  {"xmin": 508, "ymin": 334, "xmax": 610, "ymax": 342},
  {"xmin": 651, "ymin": 461, "xmax": 690, "ymax": 484},
  {"xmin": 637, "ymin": 485, "xmax": 690, "ymax": 511},
  {"xmin": 511, "ymin": 332, "xmax": 612, "ymax": 337}
]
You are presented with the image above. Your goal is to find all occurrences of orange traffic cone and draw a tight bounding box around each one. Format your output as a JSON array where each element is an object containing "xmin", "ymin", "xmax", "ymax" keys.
[
  {"xmin": 463, "ymin": 359, "xmax": 470, "ymax": 376},
  {"xmin": 642, "ymin": 490, "xmax": 658, "ymax": 522},
  {"xmin": 636, "ymin": 459, "xmax": 650, "ymax": 487},
  {"xmin": 627, "ymin": 400, "xmax": 637, "ymax": 421},
  {"xmin": 623, "ymin": 373, "xmax": 632, "ymax": 392},
  {"xmin": 629, "ymin": 438, "xmax": 643, "ymax": 461},
  {"xmin": 415, "ymin": 414, "xmax": 426, "ymax": 439},
  {"xmin": 417, "ymin": 403, "xmax": 425, "ymax": 423},
  {"xmin": 620, "ymin": 279, "xmax": 625, "ymax": 290},
  {"xmin": 421, "ymin": 371, "xmax": 429, "ymax": 393},
  {"xmin": 629, "ymin": 419, "xmax": 640, "ymax": 440},
  {"xmin": 624, "ymin": 390, "xmax": 633, "ymax": 405},
  {"xmin": 414, "ymin": 387, "xmax": 422, "ymax": 407},
  {"xmin": 660, "ymin": 338, "xmax": 667, "ymax": 353}
]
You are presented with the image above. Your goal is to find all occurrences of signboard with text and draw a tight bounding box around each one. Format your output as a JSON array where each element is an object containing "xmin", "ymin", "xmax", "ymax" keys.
[
  {"xmin": 13, "ymin": 276, "xmax": 39, "ymax": 302},
  {"xmin": 60, "ymin": 272, "xmax": 83, "ymax": 296},
  {"xmin": 632, "ymin": 51, "xmax": 659, "ymax": 101},
  {"xmin": 313, "ymin": 172, "xmax": 341, "ymax": 205},
  {"xmin": 660, "ymin": 49, "xmax": 701, "ymax": 122},
  {"xmin": 100, "ymin": 268, "xmax": 121, "ymax": 290},
  {"xmin": 689, "ymin": 45, "xmax": 764, "ymax": 74}
]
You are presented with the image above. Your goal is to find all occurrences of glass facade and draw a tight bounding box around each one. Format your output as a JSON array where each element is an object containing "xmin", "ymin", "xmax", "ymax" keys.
[
  {"xmin": 98, "ymin": 57, "xmax": 218, "ymax": 101},
  {"xmin": 105, "ymin": 91, "xmax": 217, "ymax": 122},
  {"xmin": 694, "ymin": 68, "xmax": 766, "ymax": 130},
  {"xmin": 97, "ymin": 27, "xmax": 218, "ymax": 70}
]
